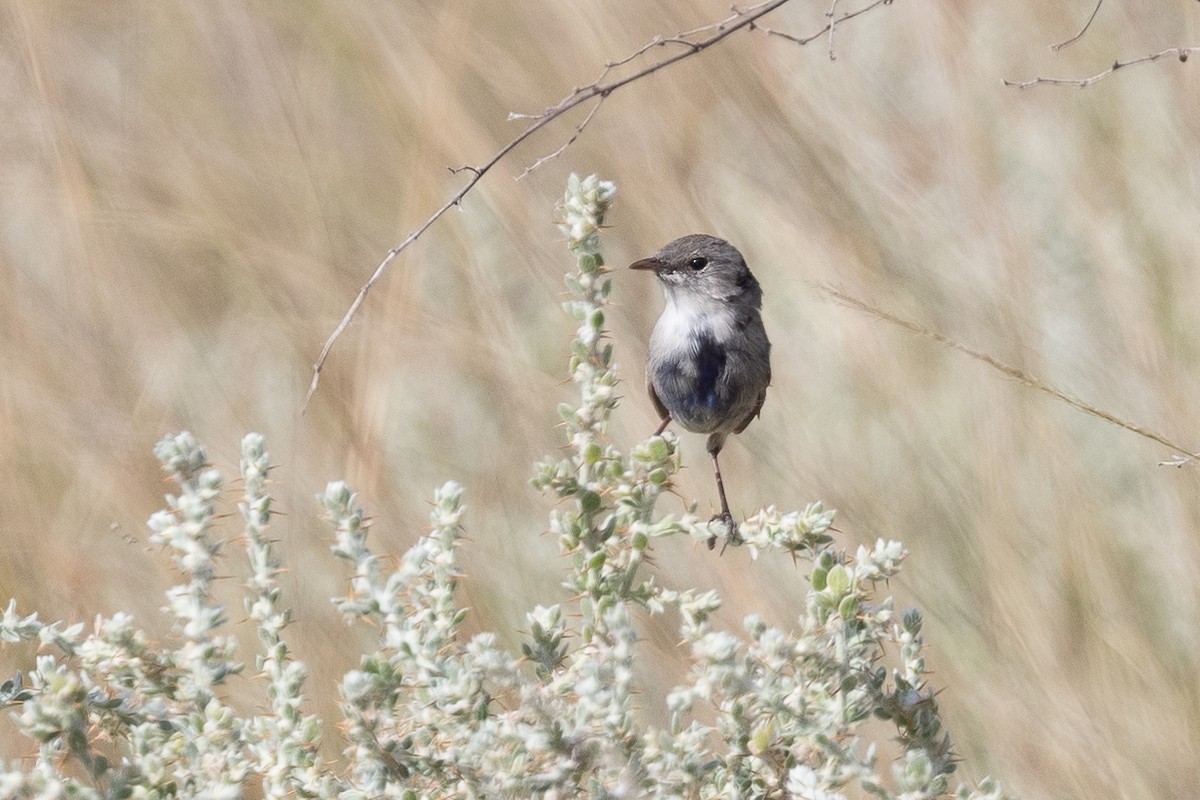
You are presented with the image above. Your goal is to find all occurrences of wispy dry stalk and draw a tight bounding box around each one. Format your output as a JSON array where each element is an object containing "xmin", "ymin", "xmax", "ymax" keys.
[
  {"xmin": 818, "ymin": 283, "xmax": 1197, "ymax": 462},
  {"xmin": 1050, "ymin": 0, "xmax": 1104, "ymax": 52}
]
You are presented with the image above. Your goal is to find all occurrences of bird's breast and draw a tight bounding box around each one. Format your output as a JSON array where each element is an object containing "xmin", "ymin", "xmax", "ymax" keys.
[{"xmin": 648, "ymin": 299, "xmax": 747, "ymax": 433}]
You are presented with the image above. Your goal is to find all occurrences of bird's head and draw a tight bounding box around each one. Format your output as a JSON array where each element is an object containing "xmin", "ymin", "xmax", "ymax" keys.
[{"xmin": 629, "ymin": 234, "xmax": 761, "ymax": 307}]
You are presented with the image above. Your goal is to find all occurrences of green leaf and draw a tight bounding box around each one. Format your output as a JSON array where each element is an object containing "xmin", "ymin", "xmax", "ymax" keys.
[
  {"xmin": 558, "ymin": 403, "xmax": 578, "ymax": 424},
  {"xmin": 826, "ymin": 564, "xmax": 851, "ymax": 596},
  {"xmin": 811, "ymin": 567, "xmax": 828, "ymax": 591},
  {"xmin": 579, "ymin": 490, "xmax": 602, "ymax": 514}
]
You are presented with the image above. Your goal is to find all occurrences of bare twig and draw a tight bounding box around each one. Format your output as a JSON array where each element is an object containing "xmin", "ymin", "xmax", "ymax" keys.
[
  {"xmin": 306, "ymin": 0, "xmax": 800, "ymax": 408},
  {"xmin": 818, "ymin": 283, "xmax": 1198, "ymax": 462},
  {"xmin": 1004, "ymin": 46, "xmax": 1199, "ymax": 89},
  {"xmin": 602, "ymin": 36, "xmax": 690, "ymax": 71},
  {"xmin": 516, "ymin": 97, "xmax": 604, "ymax": 180},
  {"xmin": 752, "ymin": 0, "xmax": 894, "ymax": 48},
  {"xmin": 1050, "ymin": 0, "xmax": 1104, "ymax": 51},
  {"xmin": 827, "ymin": 0, "xmax": 842, "ymax": 61}
]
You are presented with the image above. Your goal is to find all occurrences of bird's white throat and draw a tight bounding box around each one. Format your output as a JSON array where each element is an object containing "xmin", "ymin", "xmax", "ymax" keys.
[{"xmin": 654, "ymin": 288, "xmax": 738, "ymax": 350}]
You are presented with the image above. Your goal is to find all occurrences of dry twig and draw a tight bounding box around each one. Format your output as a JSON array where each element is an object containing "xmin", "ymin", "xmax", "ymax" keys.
[
  {"xmin": 515, "ymin": 98, "xmax": 604, "ymax": 181},
  {"xmin": 750, "ymin": 0, "xmax": 893, "ymax": 48},
  {"xmin": 827, "ymin": 0, "xmax": 842, "ymax": 61},
  {"xmin": 1004, "ymin": 46, "xmax": 1199, "ymax": 89}
]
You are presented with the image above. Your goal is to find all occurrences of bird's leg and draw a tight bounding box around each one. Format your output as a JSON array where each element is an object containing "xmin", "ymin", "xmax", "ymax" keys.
[
  {"xmin": 653, "ymin": 415, "xmax": 671, "ymax": 436},
  {"xmin": 708, "ymin": 450, "xmax": 740, "ymax": 552}
]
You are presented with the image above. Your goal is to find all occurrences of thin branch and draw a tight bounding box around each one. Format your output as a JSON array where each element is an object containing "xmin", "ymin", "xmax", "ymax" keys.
[
  {"xmin": 827, "ymin": 0, "xmax": 842, "ymax": 61},
  {"xmin": 511, "ymin": 0, "xmax": 899, "ymax": 181},
  {"xmin": 1050, "ymin": 0, "xmax": 1104, "ymax": 52},
  {"xmin": 305, "ymin": 0, "xmax": 799, "ymax": 408},
  {"xmin": 601, "ymin": 36, "xmax": 687, "ymax": 71},
  {"xmin": 817, "ymin": 283, "xmax": 1198, "ymax": 461},
  {"xmin": 752, "ymin": 0, "xmax": 894, "ymax": 48},
  {"xmin": 516, "ymin": 97, "xmax": 605, "ymax": 180},
  {"xmin": 675, "ymin": 0, "xmax": 781, "ymax": 39},
  {"xmin": 1004, "ymin": 46, "xmax": 1199, "ymax": 89}
]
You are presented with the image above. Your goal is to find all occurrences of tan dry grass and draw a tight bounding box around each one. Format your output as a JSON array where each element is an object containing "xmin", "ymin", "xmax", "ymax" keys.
[{"xmin": 2, "ymin": 1, "xmax": 1199, "ymax": 795}]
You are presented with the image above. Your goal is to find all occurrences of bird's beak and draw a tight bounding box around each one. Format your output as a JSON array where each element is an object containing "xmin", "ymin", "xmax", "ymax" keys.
[{"xmin": 629, "ymin": 257, "xmax": 662, "ymax": 272}]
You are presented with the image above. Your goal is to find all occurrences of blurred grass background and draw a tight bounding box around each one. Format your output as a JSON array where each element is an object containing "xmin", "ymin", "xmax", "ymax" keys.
[{"xmin": 2, "ymin": 0, "xmax": 1199, "ymax": 795}]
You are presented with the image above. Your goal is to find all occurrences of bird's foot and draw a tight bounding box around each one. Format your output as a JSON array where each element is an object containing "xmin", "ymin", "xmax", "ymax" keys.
[{"xmin": 707, "ymin": 512, "xmax": 742, "ymax": 554}]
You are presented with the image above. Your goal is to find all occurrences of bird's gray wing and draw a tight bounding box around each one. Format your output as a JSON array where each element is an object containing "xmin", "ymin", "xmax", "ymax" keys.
[
  {"xmin": 734, "ymin": 389, "xmax": 766, "ymax": 434},
  {"xmin": 647, "ymin": 377, "xmax": 670, "ymax": 422}
]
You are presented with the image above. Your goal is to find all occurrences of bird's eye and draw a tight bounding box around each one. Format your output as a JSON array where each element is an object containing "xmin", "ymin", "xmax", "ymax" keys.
[{"xmin": 688, "ymin": 257, "xmax": 708, "ymax": 271}]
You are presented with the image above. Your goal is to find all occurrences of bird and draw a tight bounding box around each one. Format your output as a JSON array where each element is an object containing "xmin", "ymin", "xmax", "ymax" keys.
[{"xmin": 630, "ymin": 234, "xmax": 771, "ymax": 550}]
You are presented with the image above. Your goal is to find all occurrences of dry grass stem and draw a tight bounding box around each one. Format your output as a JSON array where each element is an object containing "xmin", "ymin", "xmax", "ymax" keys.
[
  {"xmin": 1050, "ymin": 0, "xmax": 1105, "ymax": 51},
  {"xmin": 819, "ymin": 283, "xmax": 1198, "ymax": 461}
]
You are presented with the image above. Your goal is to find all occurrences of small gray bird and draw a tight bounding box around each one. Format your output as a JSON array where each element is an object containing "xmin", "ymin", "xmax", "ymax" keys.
[{"xmin": 631, "ymin": 234, "xmax": 772, "ymax": 550}]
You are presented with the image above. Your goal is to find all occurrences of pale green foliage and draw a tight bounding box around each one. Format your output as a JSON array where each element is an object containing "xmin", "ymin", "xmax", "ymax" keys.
[{"xmin": 0, "ymin": 175, "xmax": 1008, "ymax": 799}]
